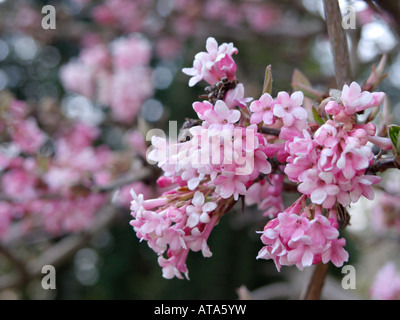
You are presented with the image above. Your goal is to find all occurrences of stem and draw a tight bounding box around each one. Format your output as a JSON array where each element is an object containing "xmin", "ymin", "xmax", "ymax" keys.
[
  {"xmin": 302, "ymin": 263, "xmax": 330, "ymax": 300},
  {"xmin": 323, "ymin": 0, "xmax": 352, "ymax": 88},
  {"xmin": 367, "ymin": 157, "xmax": 399, "ymax": 174},
  {"xmin": 301, "ymin": 0, "xmax": 352, "ymax": 301},
  {"xmin": 260, "ymin": 127, "xmax": 281, "ymax": 136}
]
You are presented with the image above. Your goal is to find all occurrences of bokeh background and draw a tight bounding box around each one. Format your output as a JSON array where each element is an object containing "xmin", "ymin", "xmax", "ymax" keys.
[{"xmin": 0, "ymin": 0, "xmax": 400, "ymax": 300}]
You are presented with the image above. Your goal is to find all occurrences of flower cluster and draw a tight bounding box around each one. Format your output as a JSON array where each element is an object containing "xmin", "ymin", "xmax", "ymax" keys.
[
  {"xmin": 131, "ymin": 37, "xmax": 279, "ymax": 278},
  {"xmin": 252, "ymin": 81, "xmax": 390, "ymax": 270},
  {"xmin": 148, "ymin": 38, "xmax": 272, "ymax": 202},
  {"xmin": 0, "ymin": 94, "xmax": 151, "ymax": 239},
  {"xmin": 257, "ymin": 196, "xmax": 348, "ymax": 270},
  {"xmin": 130, "ymin": 188, "xmax": 230, "ymax": 279},
  {"xmin": 60, "ymin": 34, "xmax": 153, "ymax": 123},
  {"xmin": 131, "ymin": 36, "xmax": 391, "ymax": 277}
]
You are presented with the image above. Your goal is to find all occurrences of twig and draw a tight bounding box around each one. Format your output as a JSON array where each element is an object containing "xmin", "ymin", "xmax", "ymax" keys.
[
  {"xmin": 366, "ymin": 157, "xmax": 399, "ymax": 174},
  {"xmin": 302, "ymin": 263, "xmax": 330, "ymax": 300},
  {"xmin": 323, "ymin": 0, "xmax": 352, "ymax": 88},
  {"xmin": 93, "ymin": 167, "xmax": 153, "ymax": 192},
  {"xmin": 260, "ymin": 127, "xmax": 281, "ymax": 136}
]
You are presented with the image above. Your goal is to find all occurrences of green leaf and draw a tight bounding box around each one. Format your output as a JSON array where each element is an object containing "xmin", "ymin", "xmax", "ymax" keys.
[
  {"xmin": 388, "ymin": 124, "xmax": 400, "ymax": 154},
  {"xmin": 262, "ymin": 65, "xmax": 273, "ymax": 95},
  {"xmin": 312, "ymin": 106, "xmax": 324, "ymax": 125}
]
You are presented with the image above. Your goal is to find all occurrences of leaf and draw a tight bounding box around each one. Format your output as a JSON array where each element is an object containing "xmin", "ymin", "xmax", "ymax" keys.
[
  {"xmin": 262, "ymin": 65, "xmax": 273, "ymax": 95},
  {"xmin": 291, "ymin": 69, "xmax": 324, "ymax": 101},
  {"xmin": 312, "ymin": 106, "xmax": 324, "ymax": 125},
  {"xmin": 388, "ymin": 124, "xmax": 400, "ymax": 154},
  {"xmin": 292, "ymin": 69, "xmax": 312, "ymax": 88}
]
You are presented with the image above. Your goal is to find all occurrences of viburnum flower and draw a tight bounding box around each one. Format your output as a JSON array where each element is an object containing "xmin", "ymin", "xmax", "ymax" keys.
[
  {"xmin": 257, "ymin": 200, "xmax": 348, "ymax": 271},
  {"xmin": 273, "ymin": 91, "xmax": 308, "ymax": 128},
  {"xmin": 182, "ymin": 37, "xmax": 238, "ymax": 87},
  {"xmin": 336, "ymin": 139, "xmax": 373, "ymax": 179},
  {"xmin": 249, "ymin": 93, "xmax": 275, "ymax": 125},
  {"xmin": 202, "ymin": 100, "xmax": 241, "ymax": 135},
  {"xmin": 186, "ymin": 191, "xmax": 217, "ymax": 228}
]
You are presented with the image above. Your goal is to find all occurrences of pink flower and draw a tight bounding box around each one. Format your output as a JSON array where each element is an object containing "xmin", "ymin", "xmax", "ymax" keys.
[
  {"xmin": 287, "ymin": 235, "xmax": 319, "ymax": 270},
  {"xmin": 321, "ymin": 238, "xmax": 348, "ymax": 267},
  {"xmin": 186, "ymin": 191, "xmax": 217, "ymax": 228},
  {"xmin": 249, "ymin": 93, "xmax": 275, "ymax": 125},
  {"xmin": 80, "ymin": 44, "xmax": 111, "ymax": 69},
  {"xmin": 2, "ymin": 168, "xmax": 38, "ymax": 200},
  {"xmin": 213, "ymin": 169, "xmax": 248, "ymax": 200},
  {"xmin": 224, "ymin": 83, "xmax": 253, "ymax": 109},
  {"xmin": 314, "ymin": 121, "xmax": 340, "ymax": 148},
  {"xmin": 273, "ymin": 91, "xmax": 307, "ymax": 127},
  {"xmin": 182, "ymin": 37, "xmax": 238, "ymax": 87},
  {"xmin": 298, "ymin": 170, "xmax": 340, "ymax": 209},
  {"xmin": 202, "ymin": 100, "xmax": 241, "ymax": 135},
  {"xmin": 336, "ymin": 139, "xmax": 373, "ymax": 179},
  {"xmin": 110, "ymin": 68, "xmax": 153, "ymax": 122},
  {"xmin": 111, "ymin": 35, "xmax": 151, "ymax": 70},
  {"xmin": 340, "ymin": 81, "xmax": 385, "ymax": 113},
  {"xmin": 60, "ymin": 61, "xmax": 95, "ymax": 98},
  {"xmin": 308, "ymin": 214, "xmax": 339, "ymax": 246},
  {"xmin": 278, "ymin": 211, "xmax": 310, "ymax": 241},
  {"xmin": 257, "ymin": 197, "xmax": 347, "ymax": 271},
  {"xmin": 11, "ymin": 118, "xmax": 46, "ymax": 154}
]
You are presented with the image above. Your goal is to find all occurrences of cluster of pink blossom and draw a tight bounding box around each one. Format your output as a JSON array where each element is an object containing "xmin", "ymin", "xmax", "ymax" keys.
[
  {"xmin": 252, "ymin": 81, "xmax": 391, "ymax": 270},
  {"xmin": 130, "ymin": 37, "xmax": 282, "ymax": 278},
  {"xmin": 131, "ymin": 36, "xmax": 393, "ymax": 277},
  {"xmin": 0, "ymin": 98, "xmax": 46, "ymax": 155},
  {"xmin": 89, "ymin": 0, "xmax": 280, "ymax": 60},
  {"xmin": 149, "ymin": 37, "xmax": 272, "ymax": 201},
  {"xmin": 370, "ymin": 262, "xmax": 400, "ymax": 300},
  {"xmin": 0, "ymin": 95, "xmax": 151, "ymax": 239},
  {"xmin": 257, "ymin": 196, "xmax": 348, "ymax": 270},
  {"xmin": 60, "ymin": 34, "xmax": 153, "ymax": 123},
  {"xmin": 130, "ymin": 187, "xmax": 230, "ymax": 279},
  {"xmin": 0, "ymin": 100, "xmax": 109, "ymax": 237}
]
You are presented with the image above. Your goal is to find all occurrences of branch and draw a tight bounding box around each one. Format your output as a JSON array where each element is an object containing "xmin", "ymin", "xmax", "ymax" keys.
[
  {"xmin": 93, "ymin": 167, "xmax": 153, "ymax": 193},
  {"xmin": 260, "ymin": 127, "xmax": 281, "ymax": 136},
  {"xmin": 323, "ymin": 0, "xmax": 352, "ymax": 88},
  {"xmin": 301, "ymin": 263, "xmax": 330, "ymax": 300},
  {"xmin": 367, "ymin": 157, "xmax": 399, "ymax": 174}
]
